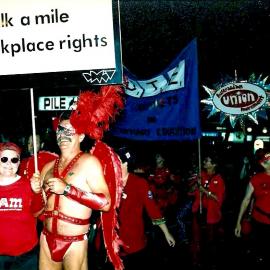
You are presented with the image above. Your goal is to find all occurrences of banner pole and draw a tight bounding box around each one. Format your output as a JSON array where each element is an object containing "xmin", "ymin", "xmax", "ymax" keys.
[
  {"xmin": 30, "ymin": 88, "xmax": 38, "ymax": 173},
  {"xmin": 198, "ymin": 138, "xmax": 202, "ymax": 214}
]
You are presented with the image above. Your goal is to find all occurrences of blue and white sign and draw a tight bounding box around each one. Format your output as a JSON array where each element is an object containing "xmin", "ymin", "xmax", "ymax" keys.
[{"xmin": 111, "ymin": 39, "xmax": 201, "ymax": 141}]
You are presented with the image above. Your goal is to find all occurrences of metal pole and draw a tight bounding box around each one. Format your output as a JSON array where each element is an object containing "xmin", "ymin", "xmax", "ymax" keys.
[
  {"xmin": 30, "ymin": 88, "xmax": 38, "ymax": 173},
  {"xmin": 198, "ymin": 138, "xmax": 202, "ymax": 214}
]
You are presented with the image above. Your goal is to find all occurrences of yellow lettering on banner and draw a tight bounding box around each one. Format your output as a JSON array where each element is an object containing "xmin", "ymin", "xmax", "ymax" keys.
[
  {"xmin": 156, "ymin": 127, "xmax": 196, "ymax": 136},
  {"xmin": 119, "ymin": 129, "xmax": 150, "ymax": 136}
]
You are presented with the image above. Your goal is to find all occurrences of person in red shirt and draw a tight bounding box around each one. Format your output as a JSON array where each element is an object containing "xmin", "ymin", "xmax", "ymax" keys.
[
  {"xmin": 19, "ymin": 134, "xmax": 58, "ymax": 182},
  {"xmin": 191, "ymin": 153, "xmax": 225, "ymax": 269},
  {"xmin": 18, "ymin": 134, "xmax": 58, "ymax": 238},
  {"xmin": 148, "ymin": 153, "xmax": 178, "ymax": 216},
  {"xmin": 0, "ymin": 142, "xmax": 44, "ymax": 270},
  {"xmin": 235, "ymin": 152, "xmax": 270, "ymax": 266},
  {"xmin": 114, "ymin": 147, "xmax": 175, "ymax": 270}
]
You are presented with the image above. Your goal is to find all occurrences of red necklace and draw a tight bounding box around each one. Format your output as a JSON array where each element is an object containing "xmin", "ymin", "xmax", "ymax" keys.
[{"xmin": 54, "ymin": 151, "xmax": 83, "ymax": 179}]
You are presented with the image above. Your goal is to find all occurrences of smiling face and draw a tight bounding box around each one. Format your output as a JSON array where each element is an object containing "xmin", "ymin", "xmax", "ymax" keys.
[
  {"xmin": 56, "ymin": 120, "xmax": 77, "ymax": 145},
  {"xmin": 203, "ymin": 157, "xmax": 216, "ymax": 171},
  {"xmin": 0, "ymin": 149, "xmax": 20, "ymax": 177},
  {"xmin": 56, "ymin": 119, "xmax": 84, "ymax": 151}
]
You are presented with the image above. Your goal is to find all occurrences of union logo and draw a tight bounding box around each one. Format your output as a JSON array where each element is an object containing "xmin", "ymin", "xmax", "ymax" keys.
[
  {"xmin": 213, "ymin": 82, "xmax": 267, "ymax": 115},
  {"xmin": 201, "ymin": 74, "xmax": 270, "ymax": 127}
]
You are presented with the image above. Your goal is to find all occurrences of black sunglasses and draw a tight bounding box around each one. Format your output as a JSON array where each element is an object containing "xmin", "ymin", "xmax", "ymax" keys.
[{"xmin": 0, "ymin": 157, "xmax": 20, "ymax": 164}]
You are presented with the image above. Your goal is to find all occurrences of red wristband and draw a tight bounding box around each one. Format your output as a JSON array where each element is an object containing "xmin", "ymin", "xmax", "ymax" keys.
[{"xmin": 64, "ymin": 184, "xmax": 108, "ymax": 210}]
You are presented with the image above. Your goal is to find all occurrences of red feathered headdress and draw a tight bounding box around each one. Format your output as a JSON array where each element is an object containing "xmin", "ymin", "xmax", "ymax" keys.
[
  {"xmin": 69, "ymin": 85, "xmax": 124, "ymax": 140},
  {"xmin": 52, "ymin": 117, "xmax": 60, "ymax": 132}
]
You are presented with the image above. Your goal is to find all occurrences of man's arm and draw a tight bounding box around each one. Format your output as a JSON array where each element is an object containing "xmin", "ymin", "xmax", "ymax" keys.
[
  {"xmin": 235, "ymin": 182, "xmax": 254, "ymax": 237},
  {"xmin": 142, "ymin": 178, "xmax": 175, "ymax": 247},
  {"xmin": 63, "ymin": 184, "xmax": 109, "ymax": 210},
  {"xmin": 31, "ymin": 161, "xmax": 55, "ymax": 217},
  {"xmin": 152, "ymin": 218, "xmax": 175, "ymax": 247},
  {"xmin": 84, "ymin": 155, "xmax": 111, "ymax": 211},
  {"xmin": 158, "ymin": 222, "xmax": 176, "ymax": 247},
  {"xmin": 198, "ymin": 184, "xmax": 218, "ymax": 201}
]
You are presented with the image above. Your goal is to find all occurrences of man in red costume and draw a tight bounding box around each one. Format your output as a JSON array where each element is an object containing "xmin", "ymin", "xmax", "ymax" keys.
[
  {"xmin": 39, "ymin": 86, "xmax": 124, "ymax": 270},
  {"xmin": 39, "ymin": 114, "xmax": 111, "ymax": 270},
  {"xmin": 235, "ymin": 152, "xmax": 270, "ymax": 266},
  {"xmin": 0, "ymin": 142, "xmax": 44, "ymax": 270}
]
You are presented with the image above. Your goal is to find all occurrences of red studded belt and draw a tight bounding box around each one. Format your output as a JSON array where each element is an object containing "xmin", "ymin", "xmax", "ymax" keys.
[{"xmin": 44, "ymin": 210, "xmax": 90, "ymax": 225}]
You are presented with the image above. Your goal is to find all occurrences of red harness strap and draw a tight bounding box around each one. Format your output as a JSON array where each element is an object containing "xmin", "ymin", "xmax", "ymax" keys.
[
  {"xmin": 48, "ymin": 151, "xmax": 84, "ymax": 234},
  {"xmin": 44, "ymin": 210, "xmax": 89, "ymax": 225},
  {"xmin": 51, "ymin": 195, "xmax": 60, "ymax": 234}
]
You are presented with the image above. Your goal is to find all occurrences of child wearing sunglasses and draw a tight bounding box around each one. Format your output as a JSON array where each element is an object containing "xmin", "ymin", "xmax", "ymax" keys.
[{"xmin": 0, "ymin": 142, "xmax": 44, "ymax": 270}]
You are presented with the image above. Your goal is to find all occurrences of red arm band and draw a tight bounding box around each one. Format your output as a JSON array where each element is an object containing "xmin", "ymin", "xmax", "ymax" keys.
[
  {"xmin": 31, "ymin": 192, "xmax": 44, "ymax": 214},
  {"xmin": 64, "ymin": 184, "xmax": 109, "ymax": 210}
]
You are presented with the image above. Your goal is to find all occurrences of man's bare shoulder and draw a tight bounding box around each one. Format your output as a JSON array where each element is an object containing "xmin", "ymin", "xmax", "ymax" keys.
[
  {"xmin": 80, "ymin": 153, "xmax": 101, "ymax": 167},
  {"xmin": 41, "ymin": 159, "xmax": 56, "ymax": 173}
]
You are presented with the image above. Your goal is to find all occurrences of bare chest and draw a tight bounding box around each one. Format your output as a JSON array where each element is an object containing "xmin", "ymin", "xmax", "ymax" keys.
[{"xmin": 44, "ymin": 162, "xmax": 88, "ymax": 190}]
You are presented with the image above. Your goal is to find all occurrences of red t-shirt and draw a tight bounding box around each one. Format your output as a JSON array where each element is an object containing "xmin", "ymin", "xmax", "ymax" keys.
[
  {"xmin": 0, "ymin": 176, "xmax": 39, "ymax": 255},
  {"xmin": 19, "ymin": 151, "xmax": 58, "ymax": 179},
  {"xmin": 118, "ymin": 173, "xmax": 163, "ymax": 255},
  {"xmin": 251, "ymin": 172, "xmax": 270, "ymax": 224},
  {"xmin": 192, "ymin": 171, "xmax": 225, "ymax": 224}
]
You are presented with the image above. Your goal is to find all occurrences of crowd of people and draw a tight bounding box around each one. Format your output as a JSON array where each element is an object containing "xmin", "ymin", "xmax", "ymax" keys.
[
  {"xmin": 1, "ymin": 124, "xmax": 270, "ymax": 270},
  {"xmin": 2, "ymin": 127, "xmax": 270, "ymax": 270},
  {"xmin": 1, "ymin": 90, "xmax": 270, "ymax": 270}
]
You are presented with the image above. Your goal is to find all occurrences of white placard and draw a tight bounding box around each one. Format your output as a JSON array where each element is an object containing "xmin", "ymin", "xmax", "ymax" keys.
[{"xmin": 0, "ymin": 0, "xmax": 119, "ymax": 75}]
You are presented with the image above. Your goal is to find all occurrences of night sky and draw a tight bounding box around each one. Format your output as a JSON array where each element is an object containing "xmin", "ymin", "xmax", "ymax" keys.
[
  {"xmin": 120, "ymin": 1, "xmax": 270, "ymax": 81},
  {"xmin": 1, "ymin": 0, "xmax": 270, "ymax": 136}
]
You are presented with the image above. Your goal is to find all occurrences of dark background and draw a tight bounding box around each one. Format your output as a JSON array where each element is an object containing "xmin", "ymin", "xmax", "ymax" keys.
[
  {"xmin": 0, "ymin": 0, "xmax": 270, "ymax": 137},
  {"xmin": 120, "ymin": 0, "xmax": 270, "ymax": 81}
]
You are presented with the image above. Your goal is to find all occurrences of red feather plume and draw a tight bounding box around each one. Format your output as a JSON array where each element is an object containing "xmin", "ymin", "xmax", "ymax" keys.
[
  {"xmin": 52, "ymin": 117, "xmax": 60, "ymax": 132},
  {"xmin": 91, "ymin": 141, "xmax": 124, "ymax": 270},
  {"xmin": 70, "ymin": 85, "xmax": 124, "ymax": 140}
]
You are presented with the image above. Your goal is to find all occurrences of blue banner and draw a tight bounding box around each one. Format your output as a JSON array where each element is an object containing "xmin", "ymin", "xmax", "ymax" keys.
[{"xmin": 111, "ymin": 39, "xmax": 201, "ymax": 141}]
